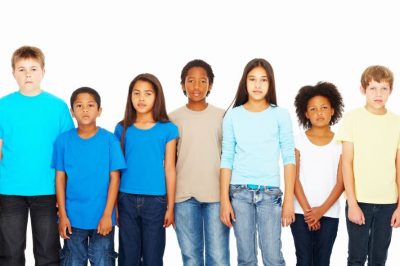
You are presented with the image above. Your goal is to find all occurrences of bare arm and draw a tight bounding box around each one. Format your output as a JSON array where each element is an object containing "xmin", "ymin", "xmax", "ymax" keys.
[
  {"xmin": 97, "ymin": 170, "xmax": 120, "ymax": 235},
  {"xmin": 282, "ymin": 163, "xmax": 296, "ymax": 227},
  {"xmin": 164, "ymin": 139, "xmax": 177, "ymax": 228},
  {"xmin": 56, "ymin": 170, "xmax": 71, "ymax": 239},
  {"xmin": 0, "ymin": 139, "xmax": 3, "ymax": 160},
  {"xmin": 293, "ymin": 149, "xmax": 312, "ymax": 212},
  {"xmin": 342, "ymin": 141, "xmax": 365, "ymax": 225},
  {"xmin": 390, "ymin": 149, "xmax": 400, "ymax": 227},
  {"xmin": 220, "ymin": 168, "xmax": 235, "ymax": 228}
]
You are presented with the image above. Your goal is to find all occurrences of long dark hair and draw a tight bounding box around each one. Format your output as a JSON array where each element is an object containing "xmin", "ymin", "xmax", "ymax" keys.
[
  {"xmin": 227, "ymin": 58, "xmax": 277, "ymax": 111},
  {"xmin": 119, "ymin": 73, "xmax": 169, "ymax": 147}
]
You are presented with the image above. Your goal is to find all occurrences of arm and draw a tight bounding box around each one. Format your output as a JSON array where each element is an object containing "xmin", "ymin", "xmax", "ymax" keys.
[
  {"xmin": 163, "ymin": 139, "xmax": 177, "ymax": 228},
  {"xmin": 0, "ymin": 139, "xmax": 3, "ymax": 160},
  {"xmin": 305, "ymin": 156, "xmax": 344, "ymax": 226},
  {"xmin": 220, "ymin": 168, "xmax": 235, "ymax": 228},
  {"xmin": 391, "ymin": 149, "xmax": 400, "ymax": 227},
  {"xmin": 56, "ymin": 170, "xmax": 72, "ymax": 239},
  {"xmin": 342, "ymin": 141, "xmax": 365, "ymax": 225},
  {"xmin": 282, "ymin": 163, "xmax": 296, "ymax": 227},
  {"xmin": 97, "ymin": 170, "xmax": 120, "ymax": 235}
]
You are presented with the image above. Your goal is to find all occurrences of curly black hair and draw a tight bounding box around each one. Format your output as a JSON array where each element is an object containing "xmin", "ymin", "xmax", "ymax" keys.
[{"xmin": 294, "ymin": 82, "xmax": 344, "ymax": 129}]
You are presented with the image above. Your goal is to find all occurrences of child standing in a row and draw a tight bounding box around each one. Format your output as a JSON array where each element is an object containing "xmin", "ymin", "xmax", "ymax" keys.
[
  {"xmin": 115, "ymin": 73, "xmax": 178, "ymax": 266},
  {"xmin": 220, "ymin": 58, "xmax": 296, "ymax": 266}
]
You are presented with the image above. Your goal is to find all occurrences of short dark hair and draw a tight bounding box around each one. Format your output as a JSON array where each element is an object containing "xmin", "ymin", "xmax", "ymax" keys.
[
  {"xmin": 70, "ymin": 87, "xmax": 101, "ymax": 109},
  {"xmin": 294, "ymin": 82, "xmax": 344, "ymax": 129},
  {"xmin": 180, "ymin": 59, "xmax": 214, "ymax": 86}
]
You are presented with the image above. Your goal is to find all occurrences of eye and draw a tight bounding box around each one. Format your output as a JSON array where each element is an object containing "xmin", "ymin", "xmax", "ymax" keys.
[
  {"xmin": 369, "ymin": 87, "xmax": 376, "ymax": 90},
  {"xmin": 248, "ymin": 77, "xmax": 255, "ymax": 82},
  {"xmin": 261, "ymin": 78, "xmax": 268, "ymax": 83},
  {"xmin": 75, "ymin": 104, "xmax": 82, "ymax": 108},
  {"xmin": 133, "ymin": 92, "xmax": 140, "ymax": 96},
  {"xmin": 382, "ymin": 87, "xmax": 389, "ymax": 91},
  {"xmin": 31, "ymin": 68, "xmax": 37, "ymax": 71},
  {"xmin": 309, "ymin": 107, "xmax": 316, "ymax": 112},
  {"xmin": 89, "ymin": 103, "xmax": 95, "ymax": 108},
  {"xmin": 322, "ymin": 106, "xmax": 328, "ymax": 110},
  {"xmin": 201, "ymin": 79, "xmax": 207, "ymax": 84}
]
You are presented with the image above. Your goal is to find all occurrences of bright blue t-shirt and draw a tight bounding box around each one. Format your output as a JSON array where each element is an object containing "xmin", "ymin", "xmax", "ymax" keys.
[
  {"xmin": 0, "ymin": 91, "xmax": 74, "ymax": 196},
  {"xmin": 114, "ymin": 122, "xmax": 178, "ymax": 195},
  {"xmin": 52, "ymin": 127, "xmax": 126, "ymax": 229}
]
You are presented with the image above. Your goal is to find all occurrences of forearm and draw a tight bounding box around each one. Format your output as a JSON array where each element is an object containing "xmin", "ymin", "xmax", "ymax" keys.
[
  {"xmin": 220, "ymin": 168, "xmax": 232, "ymax": 203},
  {"xmin": 294, "ymin": 178, "xmax": 311, "ymax": 212},
  {"xmin": 55, "ymin": 171, "xmax": 67, "ymax": 217},
  {"xmin": 283, "ymin": 164, "xmax": 296, "ymax": 203},
  {"xmin": 103, "ymin": 171, "xmax": 120, "ymax": 217},
  {"xmin": 165, "ymin": 166, "xmax": 176, "ymax": 210},
  {"xmin": 343, "ymin": 161, "xmax": 357, "ymax": 206},
  {"xmin": 320, "ymin": 182, "xmax": 344, "ymax": 214}
]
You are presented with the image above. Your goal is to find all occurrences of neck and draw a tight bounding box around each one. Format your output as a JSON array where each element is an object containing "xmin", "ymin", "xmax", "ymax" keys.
[
  {"xmin": 307, "ymin": 126, "xmax": 331, "ymax": 137},
  {"xmin": 244, "ymin": 99, "xmax": 269, "ymax": 112},
  {"xmin": 135, "ymin": 112, "xmax": 155, "ymax": 123},
  {"xmin": 365, "ymin": 105, "xmax": 387, "ymax": 115},
  {"xmin": 187, "ymin": 100, "xmax": 208, "ymax": 111},
  {"xmin": 78, "ymin": 124, "xmax": 98, "ymax": 139},
  {"xmin": 20, "ymin": 88, "xmax": 41, "ymax": 96}
]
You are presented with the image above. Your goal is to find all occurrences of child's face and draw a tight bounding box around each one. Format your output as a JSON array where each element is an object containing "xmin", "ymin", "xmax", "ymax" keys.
[
  {"xmin": 131, "ymin": 80, "xmax": 156, "ymax": 116},
  {"xmin": 71, "ymin": 93, "xmax": 101, "ymax": 127},
  {"xmin": 183, "ymin": 67, "xmax": 211, "ymax": 104},
  {"xmin": 13, "ymin": 58, "xmax": 44, "ymax": 95},
  {"xmin": 362, "ymin": 79, "xmax": 391, "ymax": 113},
  {"xmin": 246, "ymin": 66, "xmax": 269, "ymax": 102},
  {"xmin": 305, "ymin": 95, "xmax": 334, "ymax": 128}
]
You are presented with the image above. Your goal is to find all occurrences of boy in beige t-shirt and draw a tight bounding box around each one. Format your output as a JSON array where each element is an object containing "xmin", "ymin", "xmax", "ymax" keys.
[
  {"xmin": 336, "ymin": 65, "xmax": 400, "ymax": 265},
  {"xmin": 169, "ymin": 59, "xmax": 229, "ymax": 265}
]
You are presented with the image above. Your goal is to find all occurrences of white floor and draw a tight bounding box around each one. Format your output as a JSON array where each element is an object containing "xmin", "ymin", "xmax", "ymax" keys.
[{"xmin": 23, "ymin": 197, "xmax": 400, "ymax": 265}]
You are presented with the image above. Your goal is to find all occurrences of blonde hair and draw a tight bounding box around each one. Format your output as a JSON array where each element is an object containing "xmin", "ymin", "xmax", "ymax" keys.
[
  {"xmin": 361, "ymin": 65, "xmax": 394, "ymax": 90},
  {"xmin": 11, "ymin": 46, "xmax": 45, "ymax": 70}
]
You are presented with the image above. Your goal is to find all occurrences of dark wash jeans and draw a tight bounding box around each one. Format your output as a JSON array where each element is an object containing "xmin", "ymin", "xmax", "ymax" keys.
[
  {"xmin": 290, "ymin": 214, "xmax": 339, "ymax": 266},
  {"xmin": 346, "ymin": 201, "xmax": 397, "ymax": 266},
  {"xmin": 118, "ymin": 192, "xmax": 167, "ymax": 266},
  {"xmin": 0, "ymin": 195, "xmax": 60, "ymax": 266}
]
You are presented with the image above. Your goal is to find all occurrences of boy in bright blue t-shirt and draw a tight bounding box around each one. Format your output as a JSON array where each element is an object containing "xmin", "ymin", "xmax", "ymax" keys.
[
  {"xmin": 52, "ymin": 87, "xmax": 126, "ymax": 265},
  {"xmin": 0, "ymin": 46, "xmax": 73, "ymax": 265}
]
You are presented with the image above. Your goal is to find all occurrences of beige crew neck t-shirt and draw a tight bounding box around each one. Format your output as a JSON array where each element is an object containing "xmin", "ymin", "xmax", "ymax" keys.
[{"xmin": 169, "ymin": 104, "xmax": 225, "ymax": 203}]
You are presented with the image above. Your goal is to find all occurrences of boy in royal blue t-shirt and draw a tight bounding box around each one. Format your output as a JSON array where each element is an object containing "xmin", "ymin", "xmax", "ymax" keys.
[{"xmin": 52, "ymin": 87, "xmax": 126, "ymax": 265}]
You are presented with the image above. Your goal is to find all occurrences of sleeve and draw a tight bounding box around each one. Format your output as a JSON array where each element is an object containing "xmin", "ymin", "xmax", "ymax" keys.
[
  {"xmin": 278, "ymin": 109, "xmax": 295, "ymax": 165},
  {"xmin": 166, "ymin": 122, "xmax": 179, "ymax": 143},
  {"xmin": 59, "ymin": 102, "xmax": 74, "ymax": 134},
  {"xmin": 52, "ymin": 135, "xmax": 65, "ymax": 171},
  {"xmin": 109, "ymin": 134, "xmax": 127, "ymax": 171},
  {"xmin": 114, "ymin": 123, "xmax": 122, "ymax": 140},
  {"xmin": 335, "ymin": 113, "xmax": 353, "ymax": 143},
  {"xmin": 220, "ymin": 110, "xmax": 236, "ymax": 169}
]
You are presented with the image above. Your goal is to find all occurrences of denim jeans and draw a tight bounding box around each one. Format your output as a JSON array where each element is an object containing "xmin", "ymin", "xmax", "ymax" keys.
[
  {"xmin": 230, "ymin": 185, "xmax": 285, "ymax": 266},
  {"xmin": 174, "ymin": 198, "xmax": 230, "ymax": 266},
  {"xmin": 290, "ymin": 214, "xmax": 339, "ymax": 266},
  {"xmin": 118, "ymin": 192, "xmax": 167, "ymax": 266},
  {"xmin": 0, "ymin": 195, "xmax": 60, "ymax": 266},
  {"xmin": 346, "ymin": 202, "xmax": 396, "ymax": 266},
  {"xmin": 60, "ymin": 227, "xmax": 117, "ymax": 266}
]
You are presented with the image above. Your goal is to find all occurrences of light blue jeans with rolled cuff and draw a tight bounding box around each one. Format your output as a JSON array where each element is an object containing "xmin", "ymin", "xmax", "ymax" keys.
[{"xmin": 230, "ymin": 185, "xmax": 285, "ymax": 266}]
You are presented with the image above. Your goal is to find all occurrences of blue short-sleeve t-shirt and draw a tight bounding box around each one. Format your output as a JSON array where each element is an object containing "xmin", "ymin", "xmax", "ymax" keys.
[
  {"xmin": 114, "ymin": 122, "xmax": 178, "ymax": 195},
  {"xmin": 0, "ymin": 91, "xmax": 74, "ymax": 196},
  {"xmin": 52, "ymin": 127, "xmax": 126, "ymax": 229}
]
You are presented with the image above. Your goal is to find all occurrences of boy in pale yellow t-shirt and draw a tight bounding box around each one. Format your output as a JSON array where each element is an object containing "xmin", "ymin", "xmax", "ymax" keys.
[{"xmin": 336, "ymin": 65, "xmax": 400, "ymax": 265}]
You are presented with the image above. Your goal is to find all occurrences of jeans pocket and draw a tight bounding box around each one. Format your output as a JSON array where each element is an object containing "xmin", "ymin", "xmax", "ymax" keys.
[
  {"xmin": 263, "ymin": 188, "xmax": 283, "ymax": 206},
  {"xmin": 154, "ymin": 196, "xmax": 167, "ymax": 204},
  {"xmin": 229, "ymin": 184, "xmax": 243, "ymax": 197}
]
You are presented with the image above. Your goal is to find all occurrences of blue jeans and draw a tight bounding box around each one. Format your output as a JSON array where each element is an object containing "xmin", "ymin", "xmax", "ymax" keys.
[
  {"xmin": 346, "ymin": 202, "xmax": 396, "ymax": 266},
  {"xmin": 118, "ymin": 192, "xmax": 167, "ymax": 266},
  {"xmin": 174, "ymin": 198, "xmax": 230, "ymax": 266},
  {"xmin": 290, "ymin": 214, "xmax": 339, "ymax": 266},
  {"xmin": 60, "ymin": 227, "xmax": 117, "ymax": 266},
  {"xmin": 230, "ymin": 185, "xmax": 285, "ymax": 266},
  {"xmin": 0, "ymin": 195, "xmax": 60, "ymax": 266}
]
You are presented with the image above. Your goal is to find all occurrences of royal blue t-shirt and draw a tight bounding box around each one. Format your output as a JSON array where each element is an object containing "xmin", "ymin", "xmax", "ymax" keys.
[
  {"xmin": 0, "ymin": 91, "xmax": 73, "ymax": 196},
  {"xmin": 114, "ymin": 122, "xmax": 178, "ymax": 195},
  {"xmin": 52, "ymin": 127, "xmax": 126, "ymax": 229}
]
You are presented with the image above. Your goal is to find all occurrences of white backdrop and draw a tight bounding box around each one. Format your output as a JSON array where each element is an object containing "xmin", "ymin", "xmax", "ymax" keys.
[{"xmin": 1, "ymin": 0, "xmax": 400, "ymax": 265}]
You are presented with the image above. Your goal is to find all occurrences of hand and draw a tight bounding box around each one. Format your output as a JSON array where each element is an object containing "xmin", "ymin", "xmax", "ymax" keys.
[
  {"xmin": 347, "ymin": 204, "xmax": 365, "ymax": 225},
  {"xmin": 58, "ymin": 215, "xmax": 72, "ymax": 239},
  {"xmin": 391, "ymin": 207, "xmax": 400, "ymax": 228},
  {"xmin": 163, "ymin": 209, "xmax": 174, "ymax": 228},
  {"xmin": 220, "ymin": 200, "xmax": 236, "ymax": 228},
  {"xmin": 97, "ymin": 215, "xmax": 112, "ymax": 236},
  {"xmin": 304, "ymin": 206, "xmax": 323, "ymax": 227},
  {"xmin": 282, "ymin": 201, "xmax": 295, "ymax": 227},
  {"xmin": 308, "ymin": 221, "xmax": 321, "ymax": 231}
]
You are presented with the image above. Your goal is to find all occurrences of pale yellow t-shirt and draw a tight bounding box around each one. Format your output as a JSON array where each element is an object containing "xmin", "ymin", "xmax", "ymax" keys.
[
  {"xmin": 336, "ymin": 107, "xmax": 400, "ymax": 204},
  {"xmin": 169, "ymin": 104, "xmax": 225, "ymax": 203}
]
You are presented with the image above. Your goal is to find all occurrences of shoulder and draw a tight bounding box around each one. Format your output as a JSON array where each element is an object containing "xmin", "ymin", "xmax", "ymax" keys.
[
  {"xmin": 208, "ymin": 104, "xmax": 225, "ymax": 115},
  {"xmin": 343, "ymin": 107, "xmax": 364, "ymax": 120},
  {"xmin": 159, "ymin": 121, "xmax": 178, "ymax": 131},
  {"xmin": 0, "ymin": 92, "xmax": 20, "ymax": 106},
  {"xmin": 169, "ymin": 106, "xmax": 186, "ymax": 119},
  {"xmin": 55, "ymin": 128, "xmax": 76, "ymax": 143},
  {"xmin": 41, "ymin": 91, "xmax": 67, "ymax": 105}
]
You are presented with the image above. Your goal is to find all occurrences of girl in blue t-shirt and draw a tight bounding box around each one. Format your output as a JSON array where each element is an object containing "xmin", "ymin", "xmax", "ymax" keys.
[
  {"xmin": 220, "ymin": 58, "xmax": 296, "ymax": 265},
  {"xmin": 115, "ymin": 73, "xmax": 178, "ymax": 266}
]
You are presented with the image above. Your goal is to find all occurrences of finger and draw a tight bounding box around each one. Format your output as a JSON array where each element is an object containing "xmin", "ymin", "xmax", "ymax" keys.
[
  {"xmin": 68, "ymin": 224, "xmax": 72, "ymax": 235},
  {"xmin": 231, "ymin": 210, "xmax": 236, "ymax": 223},
  {"xmin": 361, "ymin": 213, "xmax": 366, "ymax": 225}
]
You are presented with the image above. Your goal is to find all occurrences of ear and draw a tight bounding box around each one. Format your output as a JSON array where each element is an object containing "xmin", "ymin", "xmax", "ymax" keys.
[
  {"xmin": 70, "ymin": 108, "xmax": 75, "ymax": 118},
  {"xmin": 98, "ymin": 107, "xmax": 103, "ymax": 117},
  {"xmin": 305, "ymin": 111, "xmax": 310, "ymax": 119},
  {"xmin": 181, "ymin": 84, "xmax": 187, "ymax": 96},
  {"xmin": 360, "ymin": 85, "xmax": 366, "ymax": 95}
]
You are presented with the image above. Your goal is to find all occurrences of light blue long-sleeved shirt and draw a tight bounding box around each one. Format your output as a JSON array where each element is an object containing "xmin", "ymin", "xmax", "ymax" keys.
[{"xmin": 220, "ymin": 105, "xmax": 295, "ymax": 187}]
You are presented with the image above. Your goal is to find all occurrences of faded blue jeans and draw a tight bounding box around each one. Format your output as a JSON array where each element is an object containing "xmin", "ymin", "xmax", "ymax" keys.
[
  {"xmin": 60, "ymin": 227, "xmax": 117, "ymax": 266},
  {"xmin": 230, "ymin": 185, "xmax": 285, "ymax": 266},
  {"xmin": 174, "ymin": 198, "xmax": 230, "ymax": 266}
]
